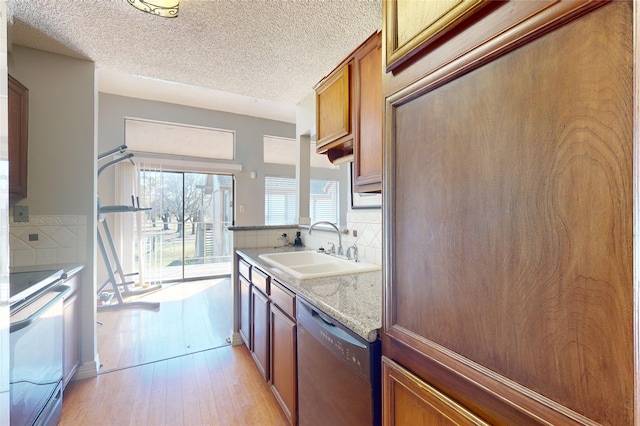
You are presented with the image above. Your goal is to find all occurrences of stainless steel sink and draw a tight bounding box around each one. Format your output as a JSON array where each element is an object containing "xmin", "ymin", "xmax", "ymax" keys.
[{"xmin": 258, "ymin": 251, "xmax": 380, "ymax": 279}]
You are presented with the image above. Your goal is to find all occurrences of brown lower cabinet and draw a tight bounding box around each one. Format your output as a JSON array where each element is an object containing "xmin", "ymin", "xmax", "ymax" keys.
[
  {"xmin": 251, "ymin": 285, "xmax": 270, "ymax": 381},
  {"xmin": 270, "ymin": 301, "xmax": 297, "ymax": 425},
  {"xmin": 239, "ymin": 275, "xmax": 252, "ymax": 349},
  {"xmin": 382, "ymin": 357, "xmax": 488, "ymax": 426},
  {"xmin": 238, "ymin": 255, "xmax": 298, "ymax": 425}
]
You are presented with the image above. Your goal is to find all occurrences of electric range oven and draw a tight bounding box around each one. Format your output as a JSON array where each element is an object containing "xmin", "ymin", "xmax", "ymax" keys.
[{"xmin": 9, "ymin": 270, "xmax": 69, "ymax": 426}]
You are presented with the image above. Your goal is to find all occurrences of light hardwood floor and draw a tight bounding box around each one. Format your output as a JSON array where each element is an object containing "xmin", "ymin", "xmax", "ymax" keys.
[
  {"xmin": 60, "ymin": 277, "xmax": 287, "ymax": 425},
  {"xmin": 60, "ymin": 345, "xmax": 288, "ymax": 425},
  {"xmin": 97, "ymin": 278, "xmax": 232, "ymax": 372}
]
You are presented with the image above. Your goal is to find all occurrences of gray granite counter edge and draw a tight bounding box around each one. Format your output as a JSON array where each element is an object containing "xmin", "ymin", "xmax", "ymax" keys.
[
  {"xmin": 236, "ymin": 247, "xmax": 381, "ymax": 342},
  {"xmin": 11, "ymin": 263, "xmax": 86, "ymax": 277},
  {"xmin": 228, "ymin": 225, "xmax": 300, "ymax": 231}
]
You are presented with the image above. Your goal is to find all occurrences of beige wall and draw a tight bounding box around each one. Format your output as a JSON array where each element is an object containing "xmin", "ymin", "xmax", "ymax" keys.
[{"xmin": 8, "ymin": 46, "xmax": 99, "ymax": 378}]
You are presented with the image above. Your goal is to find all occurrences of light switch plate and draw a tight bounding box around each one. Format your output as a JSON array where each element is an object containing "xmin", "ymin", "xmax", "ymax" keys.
[{"xmin": 14, "ymin": 205, "xmax": 29, "ymax": 222}]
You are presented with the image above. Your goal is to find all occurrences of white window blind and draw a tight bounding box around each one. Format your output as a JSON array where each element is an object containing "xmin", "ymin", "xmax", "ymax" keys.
[
  {"xmin": 265, "ymin": 177, "xmax": 339, "ymax": 225},
  {"xmin": 265, "ymin": 177, "xmax": 297, "ymax": 225},
  {"xmin": 310, "ymin": 179, "xmax": 338, "ymax": 223}
]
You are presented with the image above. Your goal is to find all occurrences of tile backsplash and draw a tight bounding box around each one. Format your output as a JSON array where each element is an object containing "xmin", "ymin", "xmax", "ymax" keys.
[
  {"xmin": 232, "ymin": 210, "xmax": 382, "ymax": 266},
  {"xmin": 305, "ymin": 210, "xmax": 382, "ymax": 265},
  {"xmin": 9, "ymin": 215, "xmax": 87, "ymax": 267},
  {"xmin": 233, "ymin": 226, "xmax": 301, "ymax": 250}
]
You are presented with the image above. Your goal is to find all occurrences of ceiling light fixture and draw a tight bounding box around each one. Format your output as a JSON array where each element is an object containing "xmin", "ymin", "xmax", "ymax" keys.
[{"xmin": 128, "ymin": 0, "xmax": 179, "ymax": 18}]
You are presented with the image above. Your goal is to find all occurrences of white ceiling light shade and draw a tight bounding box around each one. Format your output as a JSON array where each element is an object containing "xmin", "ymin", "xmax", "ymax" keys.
[{"xmin": 128, "ymin": 0, "xmax": 180, "ymax": 18}]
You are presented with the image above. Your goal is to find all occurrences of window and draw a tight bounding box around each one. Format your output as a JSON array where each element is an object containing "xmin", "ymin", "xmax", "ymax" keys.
[
  {"xmin": 125, "ymin": 118, "xmax": 235, "ymax": 160},
  {"xmin": 265, "ymin": 177, "xmax": 339, "ymax": 225},
  {"xmin": 137, "ymin": 168, "xmax": 234, "ymax": 282},
  {"xmin": 265, "ymin": 177, "xmax": 297, "ymax": 225},
  {"xmin": 310, "ymin": 179, "xmax": 339, "ymax": 223},
  {"xmin": 263, "ymin": 135, "xmax": 336, "ymax": 169}
]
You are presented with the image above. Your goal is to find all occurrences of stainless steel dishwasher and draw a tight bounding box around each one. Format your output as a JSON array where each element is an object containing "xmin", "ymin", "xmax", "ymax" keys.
[{"xmin": 297, "ymin": 297, "xmax": 381, "ymax": 426}]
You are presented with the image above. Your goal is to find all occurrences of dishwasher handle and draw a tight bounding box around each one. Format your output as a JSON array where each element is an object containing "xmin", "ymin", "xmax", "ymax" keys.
[{"xmin": 298, "ymin": 299, "xmax": 367, "ymax": 349}]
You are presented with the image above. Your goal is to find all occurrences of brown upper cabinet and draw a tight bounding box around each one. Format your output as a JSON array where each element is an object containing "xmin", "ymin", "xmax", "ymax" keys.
[
  {"xmin": 316, "ymin": 64, "xmax": 351, "ymax": 155},
  {"xmin": 8, "ymin": 74, "xmax": 28, "ymax": 199},
  {"xmin": 384, "ymin": 0, "xmax": 489, "ymax": 72},
  {"xmin": 315, "ymin": 31, "xmax": 382, "ymax": 193}
]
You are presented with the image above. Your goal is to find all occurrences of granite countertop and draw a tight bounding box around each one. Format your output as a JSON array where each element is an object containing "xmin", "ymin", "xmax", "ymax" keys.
[{"xmin": 237, "ymin": 247, "xmax": 382, "ymax": 342}]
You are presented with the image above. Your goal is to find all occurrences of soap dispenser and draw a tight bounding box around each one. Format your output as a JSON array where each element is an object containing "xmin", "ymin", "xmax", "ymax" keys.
[{"xmin": 294, "ymin": 231, "xmax": 303, "ymax": 247}]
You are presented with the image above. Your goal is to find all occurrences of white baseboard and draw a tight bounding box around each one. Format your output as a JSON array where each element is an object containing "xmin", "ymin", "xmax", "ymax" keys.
[
  {"xmin": 73, "ymin": 356, "xmax": 100, "ymax": 380},
  {"xmin": 230, "ymin": 331, "xmax": 243, "ymax": 346}
]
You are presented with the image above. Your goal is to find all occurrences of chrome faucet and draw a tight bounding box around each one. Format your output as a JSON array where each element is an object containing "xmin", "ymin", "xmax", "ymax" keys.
[
  {"xmin": 347, "ymin": 244, "xmax": 359, "ymax": 262},
  {"xmin": 327, "ymin": 242, "xmax": 336, "ymax": 255},
  {"xmin": 309, "ymin": 221, "xmax": 343, "ymax": 256}
]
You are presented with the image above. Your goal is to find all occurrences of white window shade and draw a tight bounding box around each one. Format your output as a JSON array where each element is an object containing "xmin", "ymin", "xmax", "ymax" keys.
[
  {"xmin": 310, "ymin": 143, "xmax": 335, "ymax": 169},
  {"xmin": 264, "ymin": 136, "xmax": 297, "ymax": 165},
  {"xmin": 263, "ymin": 136, "xmax": 336, "ymax": 169},
  {"xmin": 125, "ymin": 118, "xmax": 234, "ymax": 160}
]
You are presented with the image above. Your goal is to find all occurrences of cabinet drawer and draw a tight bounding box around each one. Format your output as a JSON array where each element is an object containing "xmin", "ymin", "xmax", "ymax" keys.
[
  {"xmin": 253, "ymin": 267, "xmax": 270, "ymax": 295},
  {"xmin": 239, "ymin": 258, "xmax": 251, "ymax": 281},
  {"xmin": 271, "ymin": 280, "xmax": 295, "ymax": 319}
]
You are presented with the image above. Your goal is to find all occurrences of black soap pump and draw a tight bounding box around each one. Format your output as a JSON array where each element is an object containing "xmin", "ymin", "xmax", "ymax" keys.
[{"xmin": 294, "ymin": 231, "xmax": 303, "ymax": 247}]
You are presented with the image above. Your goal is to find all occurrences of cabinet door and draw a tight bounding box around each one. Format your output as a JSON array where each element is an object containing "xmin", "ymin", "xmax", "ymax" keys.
[
  {"xmin": 8, "ymin": 75, "xmax": 28, "ymax": 199},
  {"xmin": 384, "ymin": 3, "xmax": 632, "ymax": 425},
  {"xmin": 270, "ymin": 304, "xmax": 297, "ymax": 425},
  {"xmin": 63, "ymin": 290, "xmax": 81, "ymax": 389},
  {"xmin": 239, "ymin": 275, "xmax": 252, "ymax": 349},
  {"xmin": 251, "ymin": 286, "xmax": 270, "ymax": 381},
  {"xmin": 239, "ymin": 258, "xmax": 251, "ymax": 281},
  {"xmin": 383, "ymin": 357, "xmax": 488, "ymax": 426},
  {"xmin": 316, "ymin": 64, "xmax": 351, "ymax": 151},
  {"xmin": 353, "ymin": 32, "xmax": 382, "ymax": 193},
  {"xmin": 384, "ymin": 0, "xmax": 489, "ymax": 72}
]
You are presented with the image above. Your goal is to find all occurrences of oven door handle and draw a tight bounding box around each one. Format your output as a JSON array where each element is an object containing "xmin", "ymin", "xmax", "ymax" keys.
[{"xmin": 10, "ymin": 285, "xmax": 70, "ymax": 333}]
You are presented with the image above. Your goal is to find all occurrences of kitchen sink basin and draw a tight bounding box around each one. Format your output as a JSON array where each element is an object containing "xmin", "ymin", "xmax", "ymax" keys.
[{"xmin": 258, "ymin": 251, "xmax": 380, "ymax": 279}]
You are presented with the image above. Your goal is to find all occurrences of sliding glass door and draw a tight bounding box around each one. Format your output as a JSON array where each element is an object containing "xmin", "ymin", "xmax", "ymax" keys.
[{"xmin": 137, "ymin": 170, "xmax": 233, "ymax": 283}]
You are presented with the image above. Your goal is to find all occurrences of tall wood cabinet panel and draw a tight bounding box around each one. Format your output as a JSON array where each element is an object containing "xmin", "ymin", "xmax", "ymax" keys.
[
  {"xmin": 353, "ymin": 32, "xmax": 383, "ymax": 193},
  {"xmin": 383, "ymin": 2, "xmax": 632, "ymax": 425},
  {"xmin": 8, "ymin": 74, "xmax": 28, "ymax": 199}
]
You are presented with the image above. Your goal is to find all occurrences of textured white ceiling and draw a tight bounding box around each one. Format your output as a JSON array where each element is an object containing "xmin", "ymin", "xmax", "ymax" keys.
[{"xmin": 7, "ymin": 0, "xmax": 382, "ymax": 123}]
